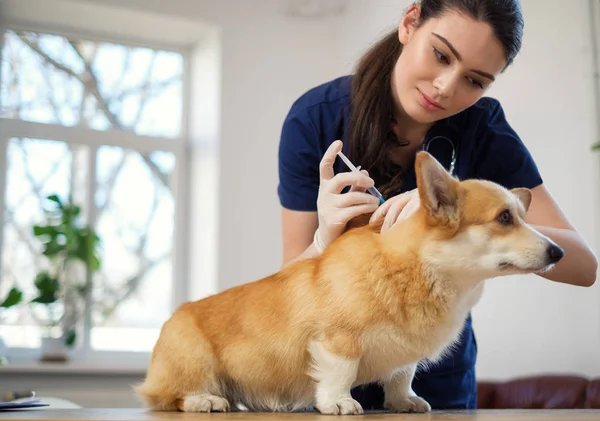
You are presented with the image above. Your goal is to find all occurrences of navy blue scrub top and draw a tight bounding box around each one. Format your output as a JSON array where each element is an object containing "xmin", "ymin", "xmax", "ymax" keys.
[{"xmin": 277, "ymin": 75, "xmax": 543, "ymax": 409}]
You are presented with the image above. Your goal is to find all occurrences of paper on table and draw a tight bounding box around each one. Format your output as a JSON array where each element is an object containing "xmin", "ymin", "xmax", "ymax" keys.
[{"xmin": 0, "ymin": 397, "xmax": 49, "ymax": 410}]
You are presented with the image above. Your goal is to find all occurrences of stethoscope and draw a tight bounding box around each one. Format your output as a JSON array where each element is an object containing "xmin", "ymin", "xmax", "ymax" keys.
[{"xmin": 420, "ymin": 122, "xmax": 458, "ymax": 177}]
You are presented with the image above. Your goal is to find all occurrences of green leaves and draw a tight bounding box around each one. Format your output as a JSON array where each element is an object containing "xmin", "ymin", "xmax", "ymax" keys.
[
  {"xmin": 0, "ymin": 287, "xmax": 23, "ymax": 308},
  {"xmin": 64, "ymin": 329, "xmax": 76, "ymax": 347},
  {"xmin": 32, "ymin": 194, "xmax": 101, "ymax": 271},
  {"xmin": 31, "ymin": 271, "xmax": 59, "ymax": 304},
  {"xmin": 46, "ymin": 194, "xmax": 62, "ymax": 207},
  {"xmin": 75, "ymin": 227, "xmax": 101, "ymax": 272},
  {"xmin": 592, "ymin": 142, "xmax": 600, "ymax": 152}
]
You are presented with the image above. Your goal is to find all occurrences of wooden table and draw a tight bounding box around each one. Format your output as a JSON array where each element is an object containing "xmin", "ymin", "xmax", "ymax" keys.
[{"xmin": 0, "ymin": 409, "xmax": 599, "ymax": 421}]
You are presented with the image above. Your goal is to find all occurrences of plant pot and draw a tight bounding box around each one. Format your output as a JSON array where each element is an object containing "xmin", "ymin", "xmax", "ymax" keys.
[{"xmin": 40, "ymin": 337, "xmax": 69, "ymax": 363}]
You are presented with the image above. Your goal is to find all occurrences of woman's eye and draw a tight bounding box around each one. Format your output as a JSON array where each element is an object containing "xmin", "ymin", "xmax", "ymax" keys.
[
  {"xmin": 467, "ymin": 77, "xmax": 484, "ymax": 89},
  {"xmin": 497, "ymin": 209, "xmax": 513, "ymax": 225},
  {"xmin": 432, "ymin": 47, "xmax": 484, "ymax": 89},
  {"xmin": 433, "ymin": 48, "xmax": 449, "ymax": 64}
]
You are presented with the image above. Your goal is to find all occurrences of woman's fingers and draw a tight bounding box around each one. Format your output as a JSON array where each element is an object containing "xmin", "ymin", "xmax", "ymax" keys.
[
  {"xmin": 370, "ymin": 193, "xmax": 411, "ymax": 222},
  {"xmin": 327, "ymin": 171, "xmax": 374, "ymax": 194},
  {"xmin": 397, "ymin": 194, "xmax": 420, "ymax": 221},
  {"xmin": 316, "ymin": 141, "xmax": 386, "ymax": 246},
  {"xmin": 319, "ymin": 140, "xmax": 343, "ymax": 182},
  {"xmin": 339, "ymin": 203, "xmax": 381, "ymax": 225},
  {"xmin": 370, "ymin": 189, "xmax": 420, "ymax": 228},
  {"xmin": 381, "ymin": 191, "xmax": 420, "ymax": 231},
  {"xmin": 334, "ymin": 191, "xmax": 380, "ymax": 208},
  {"xmin": 349, "ymin": 169, "xmax": 370, "ymax": 193},
  {"xmin": 382, "ymin": 199, "xmax": 407, "ymax": 231},
  {"xmin": 319, "ymin": 142, "xmax": 374, "ymax": 193}
]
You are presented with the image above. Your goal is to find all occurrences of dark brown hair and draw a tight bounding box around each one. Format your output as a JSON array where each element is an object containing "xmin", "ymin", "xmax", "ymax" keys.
[{"xmin": 346, "ymin": 0, "xmax": 524, "ymax": 197}]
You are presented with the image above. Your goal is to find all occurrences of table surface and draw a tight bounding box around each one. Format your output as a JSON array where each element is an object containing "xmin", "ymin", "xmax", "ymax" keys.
[{"xmin": 1, "ymin": 409, "xmax": 600, "ymax": 421}]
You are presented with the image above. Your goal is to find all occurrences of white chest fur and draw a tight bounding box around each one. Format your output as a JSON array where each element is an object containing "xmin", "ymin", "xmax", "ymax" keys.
[
  {"xmin": 354, "ymin": 323, "xmax": 458, "ymax": 385},
  {"xmin": 354, "ymin": 284, "xmax": 483, "ymax": 386}
]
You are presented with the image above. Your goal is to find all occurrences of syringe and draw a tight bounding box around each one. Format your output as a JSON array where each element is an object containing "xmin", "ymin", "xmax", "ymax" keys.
[{"xmin": 337, "ymin": 151, "xmax": 385, "ymax": 205}]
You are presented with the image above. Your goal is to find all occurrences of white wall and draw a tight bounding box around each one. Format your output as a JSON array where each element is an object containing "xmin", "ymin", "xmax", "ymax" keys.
[{"xmin": 3, "ymin": 0, "xmax": 600, "ymax": 386}]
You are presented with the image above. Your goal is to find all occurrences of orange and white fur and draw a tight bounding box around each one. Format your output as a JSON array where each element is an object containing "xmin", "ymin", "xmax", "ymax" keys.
[{"xmin": 135, "ymin": 151, "xmax": 564, "ymax": 415}]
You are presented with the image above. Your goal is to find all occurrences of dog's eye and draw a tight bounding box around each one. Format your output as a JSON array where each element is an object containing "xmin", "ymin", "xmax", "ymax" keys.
[{"xmin": 497, "ymin": 209, "xmax": 513, "ymax": 225}]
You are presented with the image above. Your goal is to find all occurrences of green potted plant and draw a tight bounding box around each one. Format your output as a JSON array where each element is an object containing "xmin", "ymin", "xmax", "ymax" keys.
[
  {"xmin": 0, "ymin": 287, "xmax": 23, "ymax": 365},
  {"xmin": 30, "ymin": 194, "xmax": 101, "ymax": 362}
]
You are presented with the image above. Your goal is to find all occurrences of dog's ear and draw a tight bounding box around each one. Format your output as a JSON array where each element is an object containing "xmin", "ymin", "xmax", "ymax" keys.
[
  {"xmin": 415, "ymin": 151, "xmax": 459, "ymax": 226},
  {"xmin": 511, "ymin": 188, "xmax": 532, "ymax": 212}
]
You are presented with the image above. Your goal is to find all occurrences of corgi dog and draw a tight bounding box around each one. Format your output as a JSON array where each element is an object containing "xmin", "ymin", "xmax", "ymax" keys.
[{"xmin": 134, "ymin": 151, "xmax": 563, "ymax": 415}]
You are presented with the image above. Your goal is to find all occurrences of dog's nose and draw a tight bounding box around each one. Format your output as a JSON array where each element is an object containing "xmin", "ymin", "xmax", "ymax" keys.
[{"xmin": 547, "ymin": 244, "xmax": 564, "ymax": 264}]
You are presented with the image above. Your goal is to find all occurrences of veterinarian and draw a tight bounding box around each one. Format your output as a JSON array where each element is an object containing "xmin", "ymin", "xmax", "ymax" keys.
[{"xmin": 277, "ymin": 0, "xmax": 598, "ymax": 411}]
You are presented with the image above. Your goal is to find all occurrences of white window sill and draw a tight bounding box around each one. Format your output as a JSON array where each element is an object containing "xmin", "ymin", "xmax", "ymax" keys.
[
  {"xmin": 0, "ymin": 361, "xmax": 147, "ymax": 375},
  {"xmin": 1, "ymin": 349, "xmax": 150, "ymax": 375}
]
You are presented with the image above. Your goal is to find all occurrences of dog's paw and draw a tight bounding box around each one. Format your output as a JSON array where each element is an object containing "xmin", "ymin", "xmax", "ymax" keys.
[
  {"xmin": 386, "ymin": 395, "xmax": 431, "ymax": 413},
  {"xmin": 182, "ymin": 394, "xmax": 230, "ymax": 412},
  {"xmin": 317, "ymin": 397, "xmax": 364, "ymax": 415}
]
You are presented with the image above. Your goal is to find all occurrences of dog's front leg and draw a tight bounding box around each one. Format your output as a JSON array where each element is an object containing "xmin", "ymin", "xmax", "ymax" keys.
[
  {"xmin": 308, "ymin": 340, "xmax": 363, "ymax": 415},
  {"xmin": 382, "ymin": 364, "xmax": 431, "ymax": 413}
]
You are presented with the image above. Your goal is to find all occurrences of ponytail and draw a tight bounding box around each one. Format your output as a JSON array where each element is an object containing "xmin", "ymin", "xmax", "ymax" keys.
[{"xmin": 346, "ymin": 29, "xmax": 406, "ymax": 198}]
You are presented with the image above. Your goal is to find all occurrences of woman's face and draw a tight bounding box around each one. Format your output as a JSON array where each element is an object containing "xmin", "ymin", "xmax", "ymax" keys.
[{"xmin": 393, "ymin": 6, "xmax": 508, "ymax": 126}]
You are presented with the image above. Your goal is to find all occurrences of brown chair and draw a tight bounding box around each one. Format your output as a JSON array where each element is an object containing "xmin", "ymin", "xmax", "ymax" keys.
[{"xmin": 477, "ymin": 375, "xmax": 600, "ymax": 409}]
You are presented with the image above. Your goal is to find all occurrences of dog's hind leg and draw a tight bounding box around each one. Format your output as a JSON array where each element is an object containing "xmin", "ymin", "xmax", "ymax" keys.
[
  {"xmin": 135, "ymin": 312, "xmax": 231, "ymax": 412},
  {"xmin": 136, "ymin": 352, "xmax": 231, "ymax": 412},
  {"xmin": 180, "ymin": 393, "xmax": 230, "ymax": 412},
  {"xmin": 135, "ymin": 354, "xmax": 230, "ymax": 413}
]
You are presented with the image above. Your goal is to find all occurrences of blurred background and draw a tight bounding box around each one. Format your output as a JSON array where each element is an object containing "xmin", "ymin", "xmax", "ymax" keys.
[{"xmin": 0, "ymin": 0, "xmax": 598, "ymax": 410}]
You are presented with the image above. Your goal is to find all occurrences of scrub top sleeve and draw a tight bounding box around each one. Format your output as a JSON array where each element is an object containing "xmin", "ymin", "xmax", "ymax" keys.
[
  {"xmin": 472, "ymin": 98, "xmax": 543, "ymax": 190},
  {"xmin": 277, "ymin": 108, "xmax": 321, "ymax": 212}
]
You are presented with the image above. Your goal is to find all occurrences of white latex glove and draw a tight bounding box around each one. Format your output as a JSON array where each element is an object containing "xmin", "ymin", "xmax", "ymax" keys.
[
  {"xmin": 369, "ymin": 188, "xmax": 420, "ymax": 232},
  {"xmin": 315, "ymin": 140, "xmax": 381, "ymax": 250}
]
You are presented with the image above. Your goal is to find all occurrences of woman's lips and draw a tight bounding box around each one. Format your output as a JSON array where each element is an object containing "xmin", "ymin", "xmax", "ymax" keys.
[{"xmin": 418, "ymin": 89, "xmax": 444, "ymax": 111}]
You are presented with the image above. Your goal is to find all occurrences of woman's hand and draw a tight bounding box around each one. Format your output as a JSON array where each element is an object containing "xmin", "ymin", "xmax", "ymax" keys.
[
  {"xmin": 315, "ymin": 140, "xmax": 381, "ymax": 249},
  {"xmin": 370, "ymin": 189, "xmax": 420, "ymax": 232}
]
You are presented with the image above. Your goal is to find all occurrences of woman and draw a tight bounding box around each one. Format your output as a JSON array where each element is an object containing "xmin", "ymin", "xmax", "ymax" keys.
[{"xmin": 277, "ymin": 0, "xmax": 597, "ymax": 410}]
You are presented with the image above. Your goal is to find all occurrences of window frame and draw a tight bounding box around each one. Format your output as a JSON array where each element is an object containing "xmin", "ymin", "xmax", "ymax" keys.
[{"xmin": 0, "ymin": 19, "xmax": 193, "ymax": 366}]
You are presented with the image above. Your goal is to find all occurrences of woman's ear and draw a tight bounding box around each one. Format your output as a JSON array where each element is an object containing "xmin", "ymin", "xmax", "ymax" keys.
[{"xmin": 398, "ymin": 4, "xmax": 421, "ymax": 44}]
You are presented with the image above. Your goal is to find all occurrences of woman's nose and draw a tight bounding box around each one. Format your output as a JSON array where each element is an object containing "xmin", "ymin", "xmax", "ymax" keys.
[{"xmin": 433, "ymin": 71, "xmax": 459, "ymax": 99}]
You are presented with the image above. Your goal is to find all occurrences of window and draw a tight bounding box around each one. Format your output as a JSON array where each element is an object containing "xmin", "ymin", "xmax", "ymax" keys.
[{"xmin": 0, "ymin": 28, "xmax": 187, "ymax": 354}]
